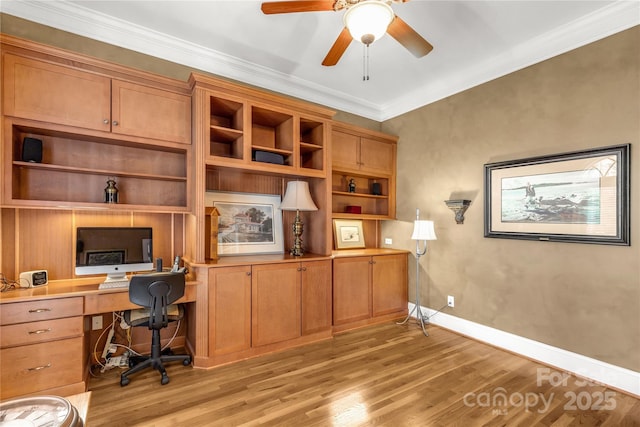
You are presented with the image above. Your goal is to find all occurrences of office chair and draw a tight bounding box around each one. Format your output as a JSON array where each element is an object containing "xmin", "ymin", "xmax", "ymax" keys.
[{"xmin": 120, "ymin": 272, "xmax": 191, "ymax": 386}]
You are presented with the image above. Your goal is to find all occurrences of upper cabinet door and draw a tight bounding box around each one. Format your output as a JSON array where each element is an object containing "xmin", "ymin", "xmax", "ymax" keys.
[
  {"xmin": 331, "ymin": 130, "xmax": 360, "ymax": 171},
  {"xmin": 2, "ymin": 54, "xmax": 111, "ymax": 131},
  {"xmin": 331, "ymin": 129, "xmax": 396, "ymax": 176},
  {"xmin": 359, "ymin": 137, "xmax": 395, "ymax": 176},
  {"xmin": 111, "ymin": 80, "xmax": 191, "ymax": 144}
]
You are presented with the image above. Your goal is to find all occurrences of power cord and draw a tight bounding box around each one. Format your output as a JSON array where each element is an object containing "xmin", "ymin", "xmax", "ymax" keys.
[
  {"xmin": 421, "ymin": 303, "xmax": 449, "ymax": 324},
  {"xmin": 0, "ymin": 273, "xmax": 20, "ymax": 292}
]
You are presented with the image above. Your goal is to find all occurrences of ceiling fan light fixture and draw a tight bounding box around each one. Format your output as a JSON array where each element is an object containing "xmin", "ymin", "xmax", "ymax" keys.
[{"xmin": 344, "ymin": 0, "xmax": 394, "ymax": 45}]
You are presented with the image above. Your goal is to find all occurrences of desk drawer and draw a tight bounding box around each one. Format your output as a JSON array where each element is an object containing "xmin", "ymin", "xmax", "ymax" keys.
[
  {"xmin": 0, "ymin": 337, "xmax": 84, "ymax": 399},
  {"xmin": 0, "ymin": 297, "xmax": 83, "ymax": 325},
  {"xmin": 0, "ymin": 316, "xmax": 83, "ymax": 348}
]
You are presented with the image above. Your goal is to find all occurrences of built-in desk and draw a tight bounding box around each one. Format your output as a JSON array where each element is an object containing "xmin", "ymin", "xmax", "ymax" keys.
[{"xmin": 0, "ymin": 278, "xmax": 199, "ymax": 400}]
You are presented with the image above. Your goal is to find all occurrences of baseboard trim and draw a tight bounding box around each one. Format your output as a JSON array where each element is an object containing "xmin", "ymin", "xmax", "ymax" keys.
[{"xmin": 409, "ymin": 303, "xmax": 640, "ymax": 397}]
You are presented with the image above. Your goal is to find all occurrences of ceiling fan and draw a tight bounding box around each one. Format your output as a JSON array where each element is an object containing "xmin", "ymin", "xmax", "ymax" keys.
[{"xmin": 261, "ymin": 0, "xmax": 434, "ymax": 66}]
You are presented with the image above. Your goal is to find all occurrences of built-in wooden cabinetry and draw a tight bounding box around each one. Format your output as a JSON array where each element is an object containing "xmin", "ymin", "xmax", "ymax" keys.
[
  {"xmin": 0, "ymin": 297, "xmax": 86, "ymax": 399},
  {"xmin": 193, "ymin": 257, "xmax": 332, "ymax": 368},
  {"xmin": 1, "ymin": 35, "xmax": 408, "ymax": 388},
  {"xmin": 331, "ymin": 123, "xmax": 397, "ymax": 221},
  {"xmin": 189, "ymin": 73, "xmax": 334, "ymax": 263},
  {"xmin": 1, "ymin": 38, "xmax": 192, "ymax": 212},
  {"xmin": 332, "ymin": 250, "xmax": 408, "ymax": 333},
  {"xmin": 0, "ymin": 35, "xmax": 191, "ymax": 397},
  {"xmin": 3, "ymin": 53, "xmax": 190, "ymax": 144}
]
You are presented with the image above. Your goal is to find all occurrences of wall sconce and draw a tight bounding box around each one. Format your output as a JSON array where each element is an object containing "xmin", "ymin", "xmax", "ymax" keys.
[{"xmin": 444, "ymin": 199, "xmax": 471, "ymax": 224}]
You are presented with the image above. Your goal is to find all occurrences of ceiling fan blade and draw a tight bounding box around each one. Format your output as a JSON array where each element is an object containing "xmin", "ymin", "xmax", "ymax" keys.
[
  {"xmin": 261, "ymin": 1, "xmax": 335, "ymax": 14},
  {"xmin": 322, "ymin": 27, "xmax": 352, "ymax": 66},
  {"xmin": 386, "ymin": 15, "xmax": 434, "ymax": 58}
]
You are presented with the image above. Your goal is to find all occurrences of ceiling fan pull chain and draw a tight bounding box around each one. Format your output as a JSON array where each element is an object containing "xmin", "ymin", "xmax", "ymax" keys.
[{"xmin": 363, "ymin": 43, "xmax": 370, "ymax": 81}]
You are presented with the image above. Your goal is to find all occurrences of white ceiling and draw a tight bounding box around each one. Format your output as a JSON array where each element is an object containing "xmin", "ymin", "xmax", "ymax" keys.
[{"xmin": 2, "ymin": 1, "xmax": 638, "ymax": 121}]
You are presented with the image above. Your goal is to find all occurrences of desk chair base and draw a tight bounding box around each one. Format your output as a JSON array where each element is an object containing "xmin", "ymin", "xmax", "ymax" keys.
[{"xmin": 120, "ymin": 329, "xmax": 191, "ymax": 386}]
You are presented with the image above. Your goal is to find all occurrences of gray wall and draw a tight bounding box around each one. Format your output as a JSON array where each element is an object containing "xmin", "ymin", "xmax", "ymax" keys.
[{"xmin": 382, "ymin": 26, "xmax": 639, "ymax": 371}]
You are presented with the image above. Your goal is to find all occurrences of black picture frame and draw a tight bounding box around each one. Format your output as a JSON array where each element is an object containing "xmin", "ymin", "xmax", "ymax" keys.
[{"xmin": 484, "ymin": 144, "xmax": 630, "ymax": 245}]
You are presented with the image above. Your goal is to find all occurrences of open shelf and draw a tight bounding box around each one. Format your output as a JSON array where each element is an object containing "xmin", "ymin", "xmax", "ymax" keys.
[
  {"xmin": 299, "ymin": 118, "xmax": 324, "ymax": 172},
  {"xmin": 209, "ymin": 96, "xmax": 244, "ymax": 160},
  {"xmin": 6, "ymin": 121, "xmax": 189, "ymax": 211},
  {"xmin": 251, "ymin": 106, "xmax": 294, "ymax": 167},
  {"xmin": 331, "ymin": 172, "xmax": 391, "ymax": 218}
]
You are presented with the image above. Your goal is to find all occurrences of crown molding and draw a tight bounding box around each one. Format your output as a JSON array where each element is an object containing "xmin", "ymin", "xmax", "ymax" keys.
[
  {"xmin": 381, "ymin": 1, "xmax": 640, "ymax": 120},
  {"xmin": 2, "ymin": 1, "xmax": 638, "ymax": 122}
]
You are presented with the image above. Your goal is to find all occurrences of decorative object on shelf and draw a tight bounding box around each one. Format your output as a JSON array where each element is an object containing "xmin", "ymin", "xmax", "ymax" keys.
[
  {"xmin": 253, "ymin": 150, "xmax": 285, "ymax": 165},
  {"xmin": 484, "ymin": 144, "xmax": 630, "ymax": 245},
  {"xmin": 397, "ymin": 208, "xmax": 437, "ymax": 336},
  {"xmin": 333, "ymin": 219, "xmax": 366, "ymax": 250},
  {"xmin": 348, "ymin": 178, "xmax": 356, "ymax": 193},
  {"xmin": 104, "ymin": 177, "xmax": 119, "ymax": 204},
  {"xmin": 22, "ymin": 137, "xmax": 43, "ymax": 163},
  {"xmin": 371, "ymin": 180, "xmax": 382, "ymax": 195},
  {"xmin": 205, "ymin": 191, "xmax": 284, "ymax": 255},
  {"xmin": 280, "ymin": 181, "xmax": 318, "ymax": 256},
  {"xmin": 445, "ymin": 199, "xmax": 471, "ymax": 224},
  {"xmin": 205, "ymin": 207, "xmax": 220, "ymax": 260},
  {"xmin": 345, "ymin": 205, "xmax": 362, "ymax": 214}
]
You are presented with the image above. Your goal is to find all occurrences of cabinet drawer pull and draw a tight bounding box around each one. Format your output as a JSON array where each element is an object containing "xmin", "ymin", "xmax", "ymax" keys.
[
  {"xmin": 112, "ymin": 120, "xmax": 119, "ymax": 126},
  {"xmin": 103, "ymin": 119, "xmax": 109, "ymax": 124},
  {"xmin": 246, "ymin": 272, "xmax": 251, "ymax": 276},
  {"xmin": 27, "ymin": 363, "xmax": 52, "ymax": 372},
  {"xmin": 28, "ymin": 328, "xmax": 52, "ymax": 335},
  {"xmin": 28, "ymin": 308, "xmax": 52, "ymax": 313}
]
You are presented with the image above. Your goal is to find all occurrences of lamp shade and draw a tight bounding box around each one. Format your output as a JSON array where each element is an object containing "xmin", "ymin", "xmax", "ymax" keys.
[
  {"xmin": 280, "ymin": 181, "xmax": 318, "ymax": 211},
  {"xmin": 344, "ymin": 0, "xmax": 394, "ymax": 45},
  {"xmin": 411, "ymin": 220, "xmax": 437, "ymax": 241}
]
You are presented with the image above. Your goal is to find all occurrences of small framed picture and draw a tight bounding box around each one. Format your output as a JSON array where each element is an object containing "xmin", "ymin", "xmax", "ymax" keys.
[{"xmin": 333, "ymin": 219, "xmax": 365, "ymax": 250}]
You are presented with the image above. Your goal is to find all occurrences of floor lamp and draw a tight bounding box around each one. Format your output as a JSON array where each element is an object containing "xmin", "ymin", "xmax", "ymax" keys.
[{"xmin": 398, "ymin": 209, "xmax": 437, "ymax": 336}]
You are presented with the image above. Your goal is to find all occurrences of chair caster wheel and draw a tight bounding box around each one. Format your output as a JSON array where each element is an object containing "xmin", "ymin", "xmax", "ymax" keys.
[
  {"xmin": 183, "ymin": 358, "xmax": 191, "ymax": 366},
  {"xmin": 120, "ymin": 377, "xmax": 130, "ymax": 387},
  {"xmin": 161, "ymin": 374, "xmax": 170, "ymax": 385}
]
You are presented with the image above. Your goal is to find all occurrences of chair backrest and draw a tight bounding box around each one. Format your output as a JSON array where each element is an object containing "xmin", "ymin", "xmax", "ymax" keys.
[{"xmin": 129, "ymin": 272, "xmax": 185, "ymax": 329}]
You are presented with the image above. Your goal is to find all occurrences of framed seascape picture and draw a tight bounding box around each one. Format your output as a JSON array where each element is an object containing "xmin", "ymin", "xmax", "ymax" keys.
[
  {"xmin": 484, "ymin": 144, "xmax": 630, "ymax": 245},
  {"xmin": 333, "ymin": 219, "xmax": 366, "ymax": 249},
  {"xmin": 205, "ymin": 191, "xmax": 284, "ymax": 255}
]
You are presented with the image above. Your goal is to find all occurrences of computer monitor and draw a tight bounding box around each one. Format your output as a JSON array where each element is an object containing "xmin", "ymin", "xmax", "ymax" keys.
[{"xmin": 75, "ymin": 227, "xmax": 153, "ymax": 284}]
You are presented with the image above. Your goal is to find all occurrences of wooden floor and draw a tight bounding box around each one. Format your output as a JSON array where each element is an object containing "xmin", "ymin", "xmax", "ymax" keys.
[{"xmin": 87, "ymin": 322, "xmax": 640, "ymax": 426}]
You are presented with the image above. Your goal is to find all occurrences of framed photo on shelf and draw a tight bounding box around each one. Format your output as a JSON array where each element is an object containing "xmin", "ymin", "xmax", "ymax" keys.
[
  {"xmin": 333, "ymin": 219, "xmax": 366, "ymax": 249},
  {"xmin": 484, "ymin": 144, "xmax": 630, "ymax": 245},
  {"xmin": 205, "ymin": 191, "xmax": 284, "ymax": 255}
]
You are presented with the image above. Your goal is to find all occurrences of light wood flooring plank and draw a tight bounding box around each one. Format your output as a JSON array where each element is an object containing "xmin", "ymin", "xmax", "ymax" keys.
[{"xmin": 87, "ymin": 322, "xmax": 639, "ymax": 426}]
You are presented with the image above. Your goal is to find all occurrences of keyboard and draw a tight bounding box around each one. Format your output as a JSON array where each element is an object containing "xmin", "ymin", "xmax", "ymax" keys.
[{"xmin": 98, "ymin": 279, "xmax": 130, "ymax": 290}]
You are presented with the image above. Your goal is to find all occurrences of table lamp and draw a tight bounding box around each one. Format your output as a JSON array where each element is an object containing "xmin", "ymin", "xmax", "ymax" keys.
[{"xmin": 280, "ymin": 181, "xmax": 318, "ymax": 256}]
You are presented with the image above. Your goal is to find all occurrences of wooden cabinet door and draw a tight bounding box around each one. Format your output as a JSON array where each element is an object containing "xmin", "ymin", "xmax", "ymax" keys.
[
  {"xmin": 372, "ymin": 254, "xmax": 408, "ymax": 317},
  {"xmin": 111, "ymin": 80, "xmax": 191, "ymax": 144},
  {"xmin": 332, "ymin": 257, "xmax": 371, "ymax": 325},
  {"xmin": 359, "ymin": 137, "xmax": 395, "ymax": 176},
  {"xmin": 251, "ymin": 263, "xmax": 301, "ymax": 347},
  {"xmin": 331, "ymin": 130, "xmax": 360, "ymax": 171},
  {"xmin": 2, "ymin": 54, "xmax": 111, "ymax": 131},
  {"xmin": 208, "ymin": 266, "xmax": 251, "ymax": 356},
  {"xmin": 301, "ymin": 260, "xmax": 332, "ymax": 335}
]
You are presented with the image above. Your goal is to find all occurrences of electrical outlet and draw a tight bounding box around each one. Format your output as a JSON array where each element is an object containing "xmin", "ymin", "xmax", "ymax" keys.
[
  {"xmin": 447, "ymin": 295, "xmax": 455, "ymax": 308},
  {"xmin": 91, "ymin": 315, "xmax": 103, "ymax": 330},
  {"xmin": 384, "ymin": 238, "xmax": 392, "ymax": 245}
]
